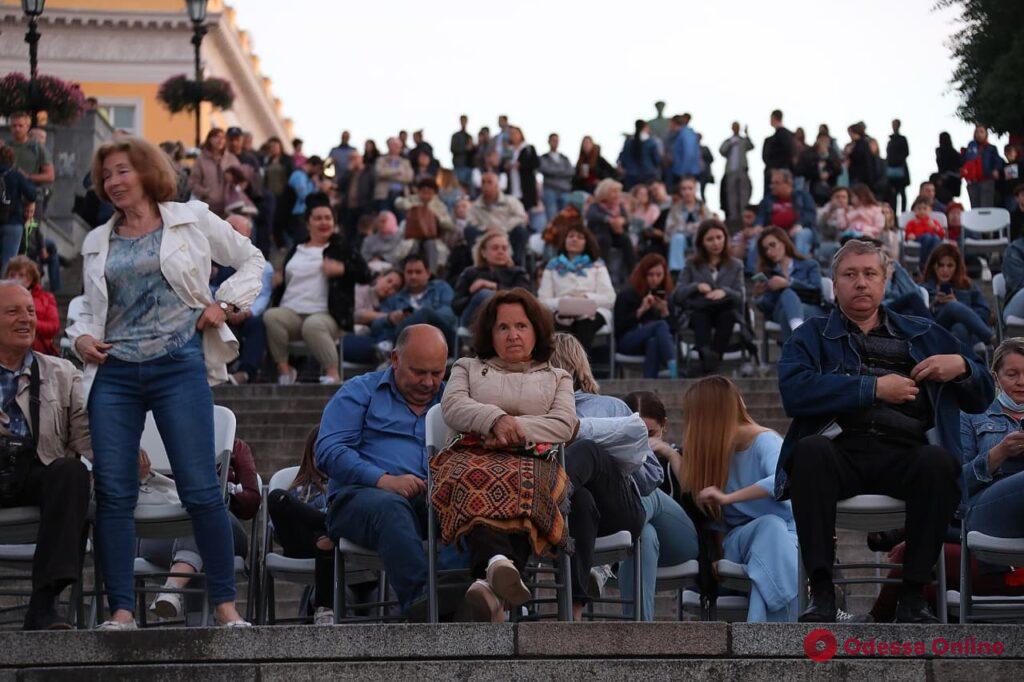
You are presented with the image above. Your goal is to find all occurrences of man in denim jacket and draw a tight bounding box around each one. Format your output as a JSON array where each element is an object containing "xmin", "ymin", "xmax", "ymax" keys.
[{"xmin": 776, "ymin": 240, "xmax": 993, "ymax": 624}]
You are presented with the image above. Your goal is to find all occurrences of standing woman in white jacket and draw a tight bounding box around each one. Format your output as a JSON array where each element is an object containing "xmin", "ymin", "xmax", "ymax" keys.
[
  {"xmin": 67, "ymin": 137, "xmax": 265, "ymax": 630},
  {"xmin": 537, "ymin": 222, "xmax": 615, "ymax": 347}
]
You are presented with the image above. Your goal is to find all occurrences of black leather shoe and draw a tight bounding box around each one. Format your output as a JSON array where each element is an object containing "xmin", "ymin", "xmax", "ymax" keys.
[
  {"xmin": 798, "ymin": 586, "xmax": 837, "ymax": 623},
  {"xmin": 23, "ymin": 606, "xmax": 71, "ymax": 631},
  {"xmin": 404, "ymin": 580, "xmax": 470, "ymax": 623},
  {"xmin": 895, "ymin": 591, "xmax": 939, "ymax": 623}
]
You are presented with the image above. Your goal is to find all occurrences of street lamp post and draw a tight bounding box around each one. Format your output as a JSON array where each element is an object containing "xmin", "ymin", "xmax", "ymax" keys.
[
  {"xmin": 185, "ymin": 0, "xmax": 209, "ymax": 147},
  {"xmin": 21, "ymin": 0, "xmax": 46, "ymax": 127}
]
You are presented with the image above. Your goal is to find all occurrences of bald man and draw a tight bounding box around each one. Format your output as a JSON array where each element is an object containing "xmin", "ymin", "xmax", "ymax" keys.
[{"xmin": 316, "ymin": 324, "xmax": 466, "ymax": 620}]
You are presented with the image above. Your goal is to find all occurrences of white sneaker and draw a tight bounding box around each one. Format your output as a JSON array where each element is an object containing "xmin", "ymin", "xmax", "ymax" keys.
[
  {"xmin": 219, "ymin": 619, "xmax": 252, "ymax": 628},
  {"xmin": 277, "ymin": 367, "xmax": 298, "ymax": 385},
  {"xmin": 149, "ymin": 592, "xmax": 182, "ymax": 620},
  {"xmin": 318, "ymin": 375, "xmax": 340, "ymax": 385},
  {"xmin": 313, "ymin": 606, "xmax": 335, "ymax": 625},
  {"xmin": 96, "ymin": 619, "xmax": 138, "ymax": 631},
  {"xmin": 375, "ymin": 340, "xmax": 394, "ymax": 355},
  {"xmin": 588, "ymin": 565, "xmax": 613, "ymax": 598}
]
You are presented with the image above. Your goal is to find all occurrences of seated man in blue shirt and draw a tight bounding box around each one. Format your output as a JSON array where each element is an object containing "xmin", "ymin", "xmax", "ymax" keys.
[
  {"xmin": 316, "ymin": 324, "xmax": 464, "ymax": 618},
  {"xmin": 374, "ymin": 254, "xmax": 457, "ymax": 349}
]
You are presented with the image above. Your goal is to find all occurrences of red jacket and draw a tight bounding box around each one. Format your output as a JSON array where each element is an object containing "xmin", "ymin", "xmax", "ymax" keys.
[
  {"xmin": 31, "ymin": 285, "xmax": 59, "ymax": 356},
  {"xmin": 904, "ymin": 216, "xmax": 945, "ymax": 241},
  {"xmin": 226, "ymin": 439, "xmax": 261, "ymax": 520}
]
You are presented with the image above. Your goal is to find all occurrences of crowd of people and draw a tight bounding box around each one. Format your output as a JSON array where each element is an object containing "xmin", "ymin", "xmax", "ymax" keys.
[{"xmin": 2, "ymin": 102, "xmax": 1024, "ymax": 631}]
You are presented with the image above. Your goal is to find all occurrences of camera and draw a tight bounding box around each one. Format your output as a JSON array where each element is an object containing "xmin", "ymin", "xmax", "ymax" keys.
[{"xmin": 0, "ymin": 436, "xmax": 36, "ymax": 505}]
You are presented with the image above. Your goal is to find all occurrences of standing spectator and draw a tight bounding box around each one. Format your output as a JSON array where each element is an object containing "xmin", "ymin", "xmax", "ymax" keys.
[
  {"xmin": 720, "ymin": 122, "xmax": 754, "ymax": 226},
  {"xmin": 450, "ymin": 115, "xmax": 475, "ymax": 188},
  {"xmin": 669, "ymin": 114, "xmax": 701, "ymax": 188},
  {"xmin": 921, "ymin": 243, "xmax": 992, "ymax": 348},
  {"xmin": 614, "ymin": 254, "xmax": 675, "ymax": 378},
  {"xmin": 697, "ymin": 133, "xmax": 715, "ymax": 204},
  {"xmin": 674, "ymin": 219, "xmax": 745, "ymax": 376},
  {"xmin": 262, "ymin": 137, "xmax": 294, "ymax": 249},
  {"xmin": 188, "ymin": 127, "xmax": 240, "ymax": 218},
  {"xmin": 287, "ymin": 155, "xmax": 326, "ymax": 245},
  {"xmin": 69, "ymin": 137, "xmax": 264, "ymax": 630},
  {"xmin": 5, "ymin": 112, "xmax": 53, "ymax": 213},
  {"xmin": 266, "ymin": 195, "xmax": 371, "ymax": 385},
  {"xmin": 0, "ymin": 146, "xmax": 36, "ymax": 275},
  {"xmin": 4, "ymin": 256, "xmax": 57, "ymax": 356},
  {"xmin": 363, "ymin": 139, "xmax": 381, "ymax": 167},
  {"xmin": 999, "ymin": 144, "xmax": 1022, "ymax": 211},
  {"xmin": 754, "ymin": 227, "xmax": 824, "ymax": 344},
  {"xmin": 903, "ymin": 196, "xmax": 945, "ymax": 267},
  {"xmin": 755, "ymin": 169, "xmax": 816, "ymax": 256},
  {"xmin": 538, "ymin": 223, "xmax": 615, "ymax": 348},
  {"xmin": 225, "ymin": 128, "xmax": 262, "ymax": 195},
  {"xmin": 844, "ymin": 183, "xmax": 885, "ymax": 240},
  {"xmin": 452, "ymin": 230, "xmax": 531, "ymax": 328},
  {"xmin": 337, "ymin": 153, "xmax": 375, "ymax": 237},
  {"xmin": 373, "ymin": 138, "xmax": 414, "ymax": 212},
  {"xmin": 468, "ymin": 172, "xmax": 529, "ymax": 265},
  {"xmin": 618, "ymin": 120, "xmax": 662, "ymax": 190},
  {"xmin": 504, "ymin": 126, "xmax": 539, "ymax": 211},
  {"xmin": 1010, "ymin": 184, "xmax": 1024, "ymax": 243},
  {"xmin": 573, "ymin": 136, "xmax": 614, "ymax": 193},
  {"xmin": 472, "ymin": 127, "xmax": 492, "ymax": 171},
  {"xmin": 845, "ymin": 122, "xmax": 876, "ymax": 189},
  {"xmin": 935, "ymin": 132, "xmax": 963, "ymax": 199},
  {"xmin": 328, "ymin": 131, "xmax": 355, "ymax": 188},
  {"xmin": 665, "ymin": 176, "xmax": 710, "ymax": 274},
  {"xmin": 797, "ymin": 133, "xmax": 842, "ymax": 207},
  {"xmin": 539, "ymin": 133, "xmax": 574, "ymax": 223},
  {"xmin": 586, "ymin": 179, "xmax": 636, "ymax": 284},
  {"xmin": 375, "ymin": 254, "xmax": 457, "ymax": 347},
  {"xmin": 961, "ymin": 125, "xmax": 1003, "ymax": 209},
  {"xmin": 762, "ymin": 109, "xmax": 795, "ymax": 186},
  {"xmin": 887, "ymin": 119, "xmax": 911, "ymax": 212}
]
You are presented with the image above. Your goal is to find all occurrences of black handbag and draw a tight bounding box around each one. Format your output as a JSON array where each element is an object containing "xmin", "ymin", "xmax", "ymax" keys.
[{"xmin": 0, "ymin": 357, "xmax": 40, "ymax": 506}]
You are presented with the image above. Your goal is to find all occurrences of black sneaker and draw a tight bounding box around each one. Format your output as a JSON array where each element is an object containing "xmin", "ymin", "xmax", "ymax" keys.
[
  {"xmin": 895, "ymin": 591, "xmax": 939, "ymax": 624},
  {"xmin": 23, "ymin": 606, "xmax": 71, "ymax": 631},
  {"xmin": 798, "ymin": 584, "xmax": 837, "ymax": 623}
]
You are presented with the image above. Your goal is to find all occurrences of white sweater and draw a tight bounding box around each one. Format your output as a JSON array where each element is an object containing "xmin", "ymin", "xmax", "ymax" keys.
[{"xmin": 537, "ymin": 261, "xmax": 616, "ymax": 324}]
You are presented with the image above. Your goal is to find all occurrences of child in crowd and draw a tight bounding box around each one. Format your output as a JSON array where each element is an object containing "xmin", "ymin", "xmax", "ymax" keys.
[
  {"xmin": 903, "ymin": 196, "xmax": 945, "ymax": 267},
  {"xmin": 946, "ymin": 201, "xmax": 965, "ymax": 243}
]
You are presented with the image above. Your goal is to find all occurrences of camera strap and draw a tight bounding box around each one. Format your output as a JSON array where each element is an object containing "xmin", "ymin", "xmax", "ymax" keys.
[{"xmin": 28, "ymin": 354, "xmax": 39, "ymax": 449}]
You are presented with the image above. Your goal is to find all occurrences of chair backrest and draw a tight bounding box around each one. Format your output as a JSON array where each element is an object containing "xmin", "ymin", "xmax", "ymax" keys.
[
  {"xmin": 918, "ymin": 286, "xmax": 929, "ymax": 307},
  {"xmin": 820, "ymin": 277, "xmax": 835, "ymax": 306},
  {"xmin": 962, "ymin": 207, "xmax": 1010, "ymax": 236},
  {"xmin": 268, "ymin": 466, "xmax": 299, "ymax": 493},
  {"xmin": 993, "ymin": 272, "xmax": 1006, "ymax": 299},
  {"xmin": 65, "ymin": 296, "xmax": 86, "ymax": 326},
  {"xmin": 897, "ymin": 211, "xmax": 914, "ymax": 229},
  {"xmin": 425, "ymin": 404, "xmax": 451, "ymax": 452},
  {"xmin": 140, "ymin": 405, "xmax": 237, "ymax": 476},
  {"xmin": 932, "ymin": 211, "xmax": 949, "ymax": 229}
]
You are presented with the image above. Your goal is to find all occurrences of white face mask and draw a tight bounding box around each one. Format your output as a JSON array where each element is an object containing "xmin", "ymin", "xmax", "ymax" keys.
[{"xmin": 998, "ymin": 390, "xmax": 1024, "ymax": 413}]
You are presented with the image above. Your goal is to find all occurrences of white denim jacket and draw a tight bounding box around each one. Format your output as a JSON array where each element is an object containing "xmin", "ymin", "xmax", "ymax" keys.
[{"xmin": 67, "ymin": 200, "xmax": 266, "ymax": 398}]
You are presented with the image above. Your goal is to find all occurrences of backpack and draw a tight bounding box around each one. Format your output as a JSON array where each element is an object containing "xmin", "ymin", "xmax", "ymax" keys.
[{"xmin": 0, "ymin": 169, "xmax": 12, "ymax": 225}]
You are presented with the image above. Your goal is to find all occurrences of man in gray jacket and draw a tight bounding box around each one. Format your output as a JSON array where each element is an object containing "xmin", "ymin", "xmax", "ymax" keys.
[
  {"xmin": 539, "ymin": 134, "xmax": 575, "ymax": 222},
  {"xmin": 720, "ymin": 122, "xmax": 754, "ymax": 228}
]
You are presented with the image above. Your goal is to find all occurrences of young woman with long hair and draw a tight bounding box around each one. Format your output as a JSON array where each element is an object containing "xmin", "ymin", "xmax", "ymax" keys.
[
  {"xmin": 679, "ymin": 376, "xmax": 799, "ymax": 622},
  {"xmin": 754, "ymin": 226, "xmax": 824, "ymax": 344},
  {"xmin": 614, "ymin": 253, "xmax": 675, "ymax": 378},
  {"xmin": 921, "ymin": 242, "xmax": 993, "ymax": 347}
]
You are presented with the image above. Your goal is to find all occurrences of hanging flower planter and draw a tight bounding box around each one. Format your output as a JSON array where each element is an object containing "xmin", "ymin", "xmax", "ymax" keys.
[
  {"xmin": 0, "ymin": 72, "xmax": 85, "ymax": 125},
  {"xmin": 157, "ymin": 74, "xmax": 235, "ymax": 114}
]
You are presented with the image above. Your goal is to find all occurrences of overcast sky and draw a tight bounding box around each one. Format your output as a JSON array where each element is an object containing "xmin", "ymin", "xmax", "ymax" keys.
[{"xmin": 237, "ymin": 0, "xmax": 996, "ymax": 210}]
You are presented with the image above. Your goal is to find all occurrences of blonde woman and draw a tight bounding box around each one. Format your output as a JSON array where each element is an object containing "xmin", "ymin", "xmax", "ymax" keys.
[{"xmin": 680, "ymin": 376, "xmax": 799, "ymax": 622}]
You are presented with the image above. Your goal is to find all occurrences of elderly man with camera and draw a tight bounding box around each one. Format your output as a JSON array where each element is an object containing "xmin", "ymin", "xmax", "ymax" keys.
[{"xmin": 0, "ymin": 282, "xmax": 91, "ymax": 629}]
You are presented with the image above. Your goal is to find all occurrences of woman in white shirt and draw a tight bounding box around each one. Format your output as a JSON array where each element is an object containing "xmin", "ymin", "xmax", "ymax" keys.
[{"xmin": 538, "ymin": 222, "xmax": 616, "ymax": 347}]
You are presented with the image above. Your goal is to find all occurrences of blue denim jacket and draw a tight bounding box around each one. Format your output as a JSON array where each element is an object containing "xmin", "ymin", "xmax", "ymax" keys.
[
  {"xmin": 755, "ymin": 189, "xmax": 818, "ymax": 230},
  {"xmin": 922, "ymin": 278, "xmax": 990, "ymax": 321},
  {"xmin": 379, "ymin": 280, "xmax": 456, "ymax": 322},
  {"xmin": 756, "ymin": 258, "xmax": 822, "ymax": 316},
  {"xmin": 775, "ymin": 306, "xmax": 994, "ymax": 499},
  {"xmin": 960, "ymin": 399, "xmax": 1024, "ymax": 500}
]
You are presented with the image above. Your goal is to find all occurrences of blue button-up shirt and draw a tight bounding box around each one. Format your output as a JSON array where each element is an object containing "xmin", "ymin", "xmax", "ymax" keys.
[
  {"xmin": 960, "ymin": 398, "xmax": 1024, "ymax": 500},
  {"xmin": 0, "ymin": 353, "xmax": 33, "ymax": 439},
  {"xmin": 315, "ymin": 368, "xmax": 443, "ymax": 499}
]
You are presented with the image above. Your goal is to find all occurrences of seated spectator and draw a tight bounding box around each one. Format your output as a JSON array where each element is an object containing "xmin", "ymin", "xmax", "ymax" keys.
[
  {"xmin": 634, "ymin": 183, "xmax": 668, "ymax": 258},
  {"xmin": 361, "ymin": 211, "xmax": 403, "ymax": 274},
  {"xmin": 778, "ymin": 239, "xmax": 992, "ymax": 623},
  {"xmin": 538, "ymin": 223, "xmax": 615, "ymax": 348},
  {"xmin": 946, "ymin": 200, "xmax": 965, "ymax": 243},
  {"xmin": 674, "ymin": 219, "xmax": 745, "ymax": 376},
  {"xmin": 287, "ymin": 156, "xmax": 326, "ymax": 244},
  {"xmin": 436, "ymin": 290, "xmax": 643, "ymax": 622},
  {"xmin": 372, "ymin": 138, "xmax": 413, "ymax": 212},
  {"xmin": 375, "ymin": 254, "xmax": 457, "ymax": 348},
  {"xmin": 884, "ymin": 259, "xmax": 933, "ymax": 320},
  {"xmin": 904, "ymin": 196, "xmax": 945, "ymax": 267},
  {"xmin": 0, "ymin": 282, "xmax": 90, "ymax": 630},
  {"xmin": 586, "ymin": 179, "xmax": 636, "ymax": 284},
  {"xmin": 223, "ymin": 166, "xmax": 259, "ymax": 218},
  {"xmin": 681, "ymin": 376, "xmax": 799, "ymax": 622},
  {"xmin": 470, "ymin": 151, "xmax": 508, "ymax": 197},
  {"xmin": 623, "ymin": 390, "xmax": 682, "ymax": 498},
  {"xmin": 395, "ymin": 178, "xmax": 454, "ymax": 274},
  {"xmin": 317, "ymin": 325, "xmax": 466, "ymax": 619},
  {"xmin": 1010, "ymin": 184, "xmax": 1024, "ymax": 243},
  {"xmin": 843, "ymin": 183, "xmax": 885, "ymax": 240},
  {"xmin": 730, "ymin": 204, "xmax": 762, "ymax": 274},
  {"xmin": 341, "ymin": 269, "xmax": 404, "ymax": 365},
  {"xmin": 452, "ymin": 230, "xmax": 531, "ymax": 328},
  {"xmin": 143, "ymin": 439, "xmax": 258, "ymax": 621},
  {"xmin": 539, "ymin": 133, "xmax": 574, "ymax": 223},
  {"xmin": 211, "ymin": 215, "xmax": 274, "ymax": 385},
  {"xmin": 4, "ymin": 256, "xmax": 57, "ymax": 356},
  {"xmin": 266, "ymin": 194, "xmax": 371, "ymax": 385},
  {"xmin": 919, "ymin": 180, "xmax": 947, "ymax": 215},
  {"xmin": 573, "ymin": 135, "xmax": 615, "ymax": 193},
  {"xmin": 879, "ymin": 202, "xmax": 901, "ymax": 263},
  {"xmin": 816, "ymin": 187, "xmax": 849, "ymax": 267},
  {"xmin": 754, "ymin": 227, "xmax": 825, "ymax": 344},
  {"xmin": 999, "ymin": 145, "xmax": 1021, "ymax": 212},
  {"xmin": 468, "ymin": 172, "xmax": 528, "ymax": 265},
  {"xmin": 267, "ymin": 426, "xmax": 337, "ymax": 625},
  {"xmin": 755, "ymin": 169, "xmax": 816, "ymax": 257},
  {"xmin": 921, "ymin": 243, "xmax": 993, "ymax": 348},
  {"xmin": 437, "ymin": 169, "xmax": 466, "ymax": 218},
  {"xmin": 628, "ymin": 184, "xmax": 660, "ymax": 233},
  {"xmin": 0, "ymin": 146, "xmax": 37, "ymax": 276},
  {"xmin": 614, "ymin": 254, "xmax": 675, "ymax": 378},
  {"xmin": 187, "ymin": 127, "xmax": 239, "ymax": 218},
  {"xmin": 338, "ymin": 153, "xmax": 375, "ymax": 238},
  {"xmin": 665, "ymin": 176, "xmax": 710, "ymax": 275}
]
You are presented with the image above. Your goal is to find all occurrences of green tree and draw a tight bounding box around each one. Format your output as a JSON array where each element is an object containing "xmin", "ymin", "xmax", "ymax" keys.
[{"xmin": 941, "ymin": 0, "xmax": 1024, "ymax": 136}]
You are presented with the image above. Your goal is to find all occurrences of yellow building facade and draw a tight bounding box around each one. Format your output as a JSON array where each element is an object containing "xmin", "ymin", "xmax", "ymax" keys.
[{"xmin": 0, "ymin": 0, "xmax": 292, "ymax": 146}]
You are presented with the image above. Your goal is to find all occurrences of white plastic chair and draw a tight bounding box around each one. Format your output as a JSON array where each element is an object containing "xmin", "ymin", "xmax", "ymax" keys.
[
  {"xmin": 993, "ymin": 273, "xmax": 1024, "ymax": 342},
  {"xmin": 949, "ymin": 531, "xmax": 1024, "ymax": 623},
  {"xmin": 59, "ymin": 295, "xmax": 86, "ymax": 359},
  {"xmin": 961, "ymin": 207, "xmax": 1010, "ymax": 262}
]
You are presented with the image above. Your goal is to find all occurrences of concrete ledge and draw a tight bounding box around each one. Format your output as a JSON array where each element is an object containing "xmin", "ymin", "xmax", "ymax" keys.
[
  {"xmin": 516, "ymin": 622, "xmax": 729, "ymax": 657},
  {"xmin": 731, "ymin": 623, "xmax": 1024, "ymax": 659},
  {"xmin": 0, "ymin": 623, "xmax": 514, "ymax": 667}
]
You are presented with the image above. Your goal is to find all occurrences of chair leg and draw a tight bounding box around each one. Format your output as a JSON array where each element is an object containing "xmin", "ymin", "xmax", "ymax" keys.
[
  {"xmin": 333, "ymin": 545, "xmax": 343, "ymax": 624},
  {"xmin": 797, "ymin": 547, "xmax": 807, "ymax": 613},
  {"xmin": 558, "ymin": 550, "xmax": 573, "ymax": 621},
  {"xmin": 960, "ymin": 530, "xmax": 971, "ymax": 624},
  {"xmin": 632, "ymin": 537, "xmax": 643, "ymax": 622},
  {"xmin": 936, "ymin": 543, "xmax": 948, "ymax": 624},
  {"xmin": 200, "ymin": 574, "xmax": 210, "ymax": 626},
  {"xmin": 266, "ymin": 574, "xmax": 276, "ymax": 625},
  {"xmin": 427, "ymin": 506, "xmax": 438, "ymax": 624},
  {"xmin": 378, "ymin": 571, "xmax": 388, "ymax": 621}
]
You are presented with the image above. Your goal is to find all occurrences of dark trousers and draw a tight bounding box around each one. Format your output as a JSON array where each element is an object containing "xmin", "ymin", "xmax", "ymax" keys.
[
  {"xmin": 564, "ymin": 440, "xmax": 645, "ymax": 602},
  {"xmin": 3, "ymin": 457, "xmax": 91, "ymax": 595},
  {"xmin": 788, "ymin": 434, "xmax": 960, "ymax": 585},
  {"xmin": 688, "ymin": 302, "xmax": 738, "ymax": 354},
  {"xmin": 467, "ymin": 526, "xmax": 532, "ymax": 580},
  {"xmin": 230, "ymin": 315, "xmax": 267, "ymax": 379},
  {"xmin": 267, "ymin": 489, "xmax": 333, "ymax": 609},
  {"xmin": 556, "ymin": 313, "xmax": 606, "ymax": 349}
]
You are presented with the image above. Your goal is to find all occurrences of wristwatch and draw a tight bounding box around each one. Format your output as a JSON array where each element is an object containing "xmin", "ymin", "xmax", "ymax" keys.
[{"xmin": 218, "ymin": 302, "xmax": 238, "ymax": 313}]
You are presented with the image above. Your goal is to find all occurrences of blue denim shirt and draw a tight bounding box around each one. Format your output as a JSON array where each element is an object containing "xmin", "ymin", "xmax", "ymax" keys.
[
  {"xmin": 756, "ymin": 258, "xmax": 822, "ymax": 316},
  {"xmin": 315, "ymin": 368, "xmax": 443, "ymax": 499},
  {"xmin": 960, "ymin": 399, "xmax": 1024, "ymax": 500},
  {"xmin": 379, "ymin": 280, "xmax": 456, "ymax": 322},
  {"xmin": 922, "ymin": 278, "xmax": 990, "ymax": 321},
  {"xmin": 775, "ymin": 306, "xmax": 994, "ymax": 499}
]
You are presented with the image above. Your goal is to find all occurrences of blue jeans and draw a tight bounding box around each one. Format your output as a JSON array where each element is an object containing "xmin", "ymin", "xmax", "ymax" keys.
[
  {"xmin": 38, "ymin": 239, "xmax": 61, "ymax": 292},
  {"xmin": 723, "ymin": 515, "xmax": 799, "ymax": 622},
  {"xmin": 617, "ymin": 489, "xmax": 698, "ymax": 620},
  {"xmin": 914, "ymin": 234, "xmax": 942, "ymax": 268},
  {"xmin": 1, "ymin": 222, "xmax": 23, "ymax": 275},
  {"xmin": 791, "ymin": 226, "xmax": 814, "ymax": 257},
  {"xmin": 371, "ymin": 307, "xmax": 457, "ymax": 349},
  {"xmin": 770, "ymin": 289, "xmax": 824, "ymax": 342},
  {"xmin": 459, "ymin": 289, "xmax": 494, "ymax": 328},
  {"xmin": 1004, "ymin": 288, "xmax": 1024, "ymax": 321},
  {"xmin": 341, "ymin": 333, "xmax": 379, "ymax": 365},
  {"xmin": 933, "ymin": 300, "xmax": 991, "ymax": 346},
  {"xmin": 668, "ymin": 233, "xmax": 689, "ymax": 272},
  {"xmin": 966, "ymin": 471, "xmax": 1024, "ymax": 542},
  {"xmin": 543, "ymin": 188, "xmax": 569, "ymax": 223},
  {"xmin": 232, "ymin": 314, "xmax": 266, "ymax": 377},
  {"xmin": 326, "ymin": 485, "xmax": 466, "ymax": 610},
  {"xmin": 89, "ymin": 335, "xmax": 236, "ymax": 612},
  {"xmin": 618, "ymin": 319, "xmax": 674, "ymax": 378},
  {"xmin": 453, "ymin": 166, "xmax": 473, "ymax": 188}
]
